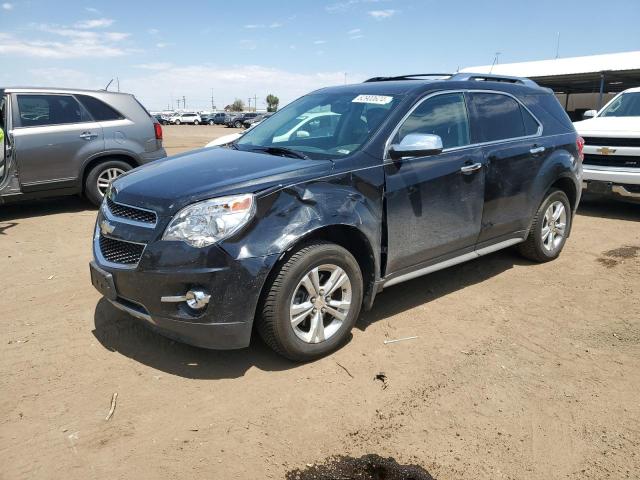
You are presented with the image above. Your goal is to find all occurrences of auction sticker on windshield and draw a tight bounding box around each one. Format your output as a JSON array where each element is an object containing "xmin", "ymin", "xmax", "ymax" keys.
[{"xmin": 352, "ymin": 94, "xmax": 393, "ymax": 105}]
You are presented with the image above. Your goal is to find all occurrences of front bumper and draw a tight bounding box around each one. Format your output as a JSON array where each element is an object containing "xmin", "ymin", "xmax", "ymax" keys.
[
  {"xmin": 582, "ymin": 166, "xmax": 640, "ymax": 200},
  {"xmin": 90, "ymin": 220, "xmax": 279, "ymax": 349}
]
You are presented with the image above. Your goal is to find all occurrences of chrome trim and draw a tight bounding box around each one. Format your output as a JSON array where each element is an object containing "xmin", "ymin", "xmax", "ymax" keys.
[
  {"xmin": 108, "ymin": 299, "xmax": 153, "ymax": 323},
  {"xmin": 612, "ymin": 185, "xmax": 640, "ymax": 198},
  {"xmin": 460, "ymin": 162, "xmax": 482, "ymax": 174},
  {"xmin": 102, "ymin": 198, "xmax": 158, "ymax": 228},
  {"xmin": 383, "ymin": 238, "xmax": 524, "ymax": 288},
  {"xmin": 383, "ymin": 89, "xmax": 543, "ymax": 161},
  {"xmin": 530, "ymin": 146, "xmax": 546, "ymax": 154},
  {"xmin": 93, "ymin": 223, "xmax": 147, "ymax": 270}
]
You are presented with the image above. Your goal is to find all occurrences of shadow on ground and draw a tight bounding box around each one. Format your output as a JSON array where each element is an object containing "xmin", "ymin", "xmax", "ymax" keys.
[
  {"xmin": 0, "ymin": 196, "xmax": 93, "ymax": 221},
  {"xmin": 93, "ymin": 248, "xmax": 528, "ymax": 379},
  {"xmin": 578, "ymin": 196, "xmax": 640, "ymax": 221}
]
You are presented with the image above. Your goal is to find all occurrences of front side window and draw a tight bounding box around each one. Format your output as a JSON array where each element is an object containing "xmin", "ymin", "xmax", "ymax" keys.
[
  {"xmin": 393, "ymin": 92, "xmax": 470, "ymax": 149},
  {"xmin": 17, "ymin": 94, "xmax": 89, "ymax": 127},
  {"xmin": 236, "ymin": 91, "xmax": 401, "ymax": 159},
  {"xmin": 467, "ymin": 92, "xmax": 538, "ymax": 143},
  {"xmin": 76, "ymin": 94, "xmax": 124, "ymax": 121},
  {"xmin": 600, "ymin": 92, "xmax": 640, "ymax": 117}
]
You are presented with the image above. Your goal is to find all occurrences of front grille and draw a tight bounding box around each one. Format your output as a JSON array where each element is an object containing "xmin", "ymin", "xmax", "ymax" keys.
[
  {"xmin": 106, "ymin": 197, "xmax": 157, "ymax": 224},
  {"xmin": 583, "ymin": 137, "xmax": 640, "ymax": 148},
  {"xmin": 99, "ymin": 235, "xmax": 145, "ymax": 265},
  {"xmin": 583, "ymin": 154, "xmax": 640, "ymax": 168}
]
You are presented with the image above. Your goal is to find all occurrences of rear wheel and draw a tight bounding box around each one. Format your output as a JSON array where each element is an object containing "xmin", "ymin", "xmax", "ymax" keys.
[
  {"xmin": 194, "ymin": 120, "xmax": 200, "ymax": 125},
  {"xmin": 234, "ymin": 120, "xmax": 242, "ymax": 128},
  {"xmin": 85, "ymin": 160, "xmax": 132, "ymax": 206},
  {"xmin": 174, "ymin": 119, "xmax": 181, "ymax": 125},
  {"xmin": 208, "ymin": 120, "xmax": 215, "ymax": 125},
  {"xmin": 518, "ymin": 189, "xmax": 572, "ymax": 262},
  {"xmin": 258, "ymin": 242, "xmax": 363, "ymax": 361}
]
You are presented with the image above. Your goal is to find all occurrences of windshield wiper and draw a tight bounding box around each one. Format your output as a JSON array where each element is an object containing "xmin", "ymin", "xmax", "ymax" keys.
[{"xmin": 248, "ymin": 146, "xmax": 310, "ymax": 160}]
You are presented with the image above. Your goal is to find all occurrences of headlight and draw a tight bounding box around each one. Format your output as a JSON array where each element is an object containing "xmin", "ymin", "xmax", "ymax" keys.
[{"xmin": 162, "ymin": 194, "xmax": 255, "ymax": 248}]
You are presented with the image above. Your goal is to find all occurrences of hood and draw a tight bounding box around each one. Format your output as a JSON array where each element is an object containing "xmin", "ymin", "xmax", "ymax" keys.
[
  {"xmin": 112, "ymin": 148, "xmax": 332, "ymax": 216},
  {"xmin": 573, "ymin": 116, "xmax": 640, "ymax": 136}
]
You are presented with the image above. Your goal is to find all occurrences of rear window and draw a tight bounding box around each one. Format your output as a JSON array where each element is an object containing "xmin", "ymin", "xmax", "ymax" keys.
[
  {"xmin": 468, "ymin": 92, "xmax": 539, "ymax": 143},
  {"xmin": 17, "ymin": 94, "xmax": 90, "ymax": 127},
  {"xmin": 76, "ymin": 94, "xmax": 124, "ymax": 121}
]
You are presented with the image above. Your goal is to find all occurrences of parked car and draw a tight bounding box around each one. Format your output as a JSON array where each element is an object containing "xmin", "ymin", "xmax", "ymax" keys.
[
  {"xmin": 226, "ymin": 112, "xmax": 258, "ymax": 128},
  {"xmin": 243, "ymin": 112, "xmax": 273, "ymax": 128},
  {"xmin": 574, "ymin": 86, "xmax": 640, "ymax": 202},
  {"xmin": 200, "ymin": 113, "xmax": 225, "ymax": 125},
  {"xmin": 154, "ymin": 113, "xmax": 172, "ymax": 125},
  {"xmin": 271, "ymin": 111, "xmax": 340, "ymax": 142},
  {"xmin": 90, "ymin": 73, "xmax": 582, "ymax": 361},
  {"xmin": 0, "ymin": 87, "xmax": 166, "ymax": 206},
  {"xmin": 169, "ymin": 112, "xmax": 201, "ymax": 125}
]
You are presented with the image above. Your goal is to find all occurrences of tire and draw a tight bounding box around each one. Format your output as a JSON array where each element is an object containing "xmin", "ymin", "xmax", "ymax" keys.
[
  {"xmin": 234, "ymin": 121, "xmax": 242, "ymax": 128},
  {"xmin": 208, "ymin": 120, "xmax": 215, "ymax": 125},
  {"xmin": 258, "ymin": 242, "xmax": 364, "ymax": 361},
  {"xmin": 194, "ymin": 120, "xmax": 200, "ymax": 125},
  {"xmin": 518, "ymin": 188, "xmax": 572, "ymax": 262},
  {"xmin": 174, "ymin": 120, "xmax": 181, "ymax": 125},
  {"xmin": 85, "ymin": 159, "xmax": 132, "ymax": 206}
]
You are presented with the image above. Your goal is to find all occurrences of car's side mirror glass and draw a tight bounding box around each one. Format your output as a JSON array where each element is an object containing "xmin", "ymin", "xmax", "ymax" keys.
[
  {"xmin": 583, "ymin": 109, "xmax": 597, "ymax": 119},
  {"xmin": 389, "ymin": 133, "xmax": 443, "ymax": 160}
]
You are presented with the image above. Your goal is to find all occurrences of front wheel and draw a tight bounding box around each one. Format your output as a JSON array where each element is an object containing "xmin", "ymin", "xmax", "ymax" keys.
[
  {"xmin": 518, "ymin": 189, "xmax": 572, "ymax": 262},
  {"xmin": 174, "ymin": 120, "xmax": 181, "ymax": 125},
  {"xmin": 194, "ymin": 120, "xmax": 200, "ymax": 125},
  {"xmin": 85, "ymin": 160, "xmax": 132, "ymax": 206},
  {"xmin": 258, "ymin": 242, "xmax": 363, "ymax": 361},
  {"xmin": 233, "ymin": 121, "xmax": 242, "ymax": 128},
  {"xmin": 208, "ymin": 120, "xmax": 215, "ymax": 125}
]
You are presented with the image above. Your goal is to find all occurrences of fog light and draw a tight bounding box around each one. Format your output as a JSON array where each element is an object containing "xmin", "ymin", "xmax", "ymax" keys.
[{"xmin": 161, "ymin": 289, "xmax": 211, "ymax": 310}]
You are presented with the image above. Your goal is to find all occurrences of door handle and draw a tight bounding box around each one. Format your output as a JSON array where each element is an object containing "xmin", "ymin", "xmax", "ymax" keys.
[
  {"xmin": 79, "ymin": 132, "xmax": 98, "ymax": 140},
  {"xmin": 460, "ymin": 162, "xmax": 482, "ymax": 174},
  {"xmin": 530, "ymin": 146, "xmax": 545, "ymax": 155}
]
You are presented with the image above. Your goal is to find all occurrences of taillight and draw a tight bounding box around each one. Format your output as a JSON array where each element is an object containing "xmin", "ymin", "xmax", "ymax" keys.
[
  {"xmin": 576, "ymin": 136, "xmax": 585, "ymax": 162},
  {"xmin": 154, "ymin": 122, "xmax": 163, "ymax": 140}
]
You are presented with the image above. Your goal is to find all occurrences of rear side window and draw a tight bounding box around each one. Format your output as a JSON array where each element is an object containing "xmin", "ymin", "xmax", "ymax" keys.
[
  {"xmin": 76, "ymin": 94, "xmax": 124, "ymax": 121},
  {"xmin": 17, "ymin": 94, "xmax": 90, "ymax": 127},
  {"xmin": 467, "ymin": 92, "xmax": 538, "ymax": 143},
  {"xmin": 394, "ymin": 92, "xmax": 470, "ymax": 149}
]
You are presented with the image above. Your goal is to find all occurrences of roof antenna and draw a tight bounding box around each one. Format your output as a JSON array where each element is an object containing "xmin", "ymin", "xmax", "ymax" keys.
[
  {"xmin": 104, "ymin": 79, "xmax": 114, "ymax": 91},
  {"xmin": 489, "ymin": 52, "xmax": 501, "ymax": 73}
]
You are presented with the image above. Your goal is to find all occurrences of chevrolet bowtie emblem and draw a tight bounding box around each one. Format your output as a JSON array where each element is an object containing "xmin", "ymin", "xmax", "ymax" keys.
[
  {"xmin": 597, "ymin": 146, "xmax": 617, "ymax": 155},
  {"xmin": 100, "ymin": 219, "xmax": 115, "ymax": 236}
]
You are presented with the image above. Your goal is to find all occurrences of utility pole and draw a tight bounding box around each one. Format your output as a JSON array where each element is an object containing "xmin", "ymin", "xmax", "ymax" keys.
[
  {"xmin": 344, "ymin": 72, "xmax": 347, "ymax": 85},
  {"xmin": 253, "ymin": 94, "xmax": 257, "ymax": 112},
  {"xmin": 116, "ymin": 77, "xmax": 120, "ymax": 92},
  {"xmin": 182, "ymin": 95, "xmax": 186, "ymax": 110},
  {"xmin": 211, "ymin": 88, "xmax": 215, "ymax": 111}
]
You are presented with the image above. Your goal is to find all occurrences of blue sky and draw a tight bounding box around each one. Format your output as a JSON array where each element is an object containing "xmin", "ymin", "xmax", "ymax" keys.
[{"xmin": 1, "ymin": 0, "xmax": 639, "ymax": 110}]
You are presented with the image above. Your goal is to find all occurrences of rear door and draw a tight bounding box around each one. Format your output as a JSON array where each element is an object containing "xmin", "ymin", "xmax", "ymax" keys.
[
  {"xmin": 466, "ymin": 91, "xmax": 547, "ymax": 244},
  {"xmin": 384, "ymin": 92, "xmax": 486, "ymax": 274},
  {"xmin": 12, "ymin": 93, "xmax": 104, "ymax": 191}
]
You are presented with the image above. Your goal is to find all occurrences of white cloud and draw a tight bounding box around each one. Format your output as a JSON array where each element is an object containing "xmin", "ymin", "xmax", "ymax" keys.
[
  {"xmin": 135, "ymin": 62, "xmax": 173, "ymax": 70},
  {"xmin": 350, "ymin": 34, "xmax": 364, "ymax": 40},
  {"xmin": 327, "ymin": 0, "xmax": 389, "ymax": 13},
  {"xmin": 2, "ymin": 2, "xmax": 13, "ymax": 10},
  {"xmin": 239, "ymin": 39, "xmax": 257, "ymax": 50},
  {"xmin": 244, "ymin": 22, "xmax": 284, "ymax": 29},
  {"xmin": 368, "ymin": 9, "xmax": 397, "ymax": 19},
  {"xmin": 0, "ymin": 23, "xmax": 132, "ymax": 59},
  {"xmin": 155, "ymin": 42, "xmax": 172, "ymax": 48},
  {"xmin": 313, "ymin": 40, "xmax": 326, "ymax": 45},
  {"xmin": 269, "ymin": 22, "xmax": 283, "ymax": 28},
  {"xmin": 244, "ymin": 24, "xmax": 261, "ymax": 29},
  {"xmin": 147, "ymin": 28, "xmax": 159, "ymax": 35},
  {"xmin": 74, "ymin": 18, "xmax": 114, "ymax": 29},
  {"xmin": 85, "ymin": 7, "xmax": 101, "ymax": 14},
  {"xmin": 348, "ymin": 28, "xmax": 362, "ymax": 35}
]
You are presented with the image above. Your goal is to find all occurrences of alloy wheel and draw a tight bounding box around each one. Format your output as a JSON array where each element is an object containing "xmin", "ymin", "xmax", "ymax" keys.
[
  {"xmin": 97, "ymin": 167, "xmax": 125, "ymax": 196},
  {"xmin": 541, "ymin": 200, "xmax": 567, "ymax": 252},
  {"xmin": 289, "ymin": 264, "xmax": 352, "ymax": 344}
]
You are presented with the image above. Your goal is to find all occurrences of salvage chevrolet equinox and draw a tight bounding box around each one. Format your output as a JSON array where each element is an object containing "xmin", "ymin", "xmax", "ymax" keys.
[{"xmin": 90, "ymin": 73, "xmax": 583, "ymax": 361}]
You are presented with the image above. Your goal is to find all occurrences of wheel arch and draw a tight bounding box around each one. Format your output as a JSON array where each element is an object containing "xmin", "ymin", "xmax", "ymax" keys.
[{"xmin": 81, "ymin": 153, "xmax": 139, "ymax": 193}]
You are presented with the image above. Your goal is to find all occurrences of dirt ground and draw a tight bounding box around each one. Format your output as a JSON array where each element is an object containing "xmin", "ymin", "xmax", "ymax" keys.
[{"xmin": 1, "ymin": 124, "xmax": 639, "ymax": 479}]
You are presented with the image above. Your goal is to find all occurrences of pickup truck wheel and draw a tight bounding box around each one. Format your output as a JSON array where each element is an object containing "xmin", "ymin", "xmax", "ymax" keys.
[
  {"xmin": 258, "ymin": 242, "xmax": 363, "ymax": 361},
  {"xmin": 234, "ymin": 120, "xmax": 242, "ymax": 128},
  {"xmin": 194, "ymin": 120, "xmax": 200, "ymax": 125},
  {"xmin": 518, "ymin": 189, "xmax": 572, "ymax": 262},
  {"xmin": 85, "ymin": 160, "xmax": 132, "ymax": 206}
]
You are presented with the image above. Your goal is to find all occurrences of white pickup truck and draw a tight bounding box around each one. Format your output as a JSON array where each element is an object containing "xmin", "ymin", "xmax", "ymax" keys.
[{"xmin": 573, "ymin": 86, "xmax": 640, "ymax": 202}]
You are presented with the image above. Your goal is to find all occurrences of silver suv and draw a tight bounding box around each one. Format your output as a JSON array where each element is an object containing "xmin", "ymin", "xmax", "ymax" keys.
[{"xmin": 0, "ymin": 87, "xmax": 166, "ymax": 206}]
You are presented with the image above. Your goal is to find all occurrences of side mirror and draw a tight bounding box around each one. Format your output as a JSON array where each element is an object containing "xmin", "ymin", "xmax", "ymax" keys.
[
  {"xmin": 583, "ymin": 110, "xmax": 597, "ymax": 119},
  {"xmin": 295, "ymin": 130, "xmax": 310, "ymax": 138},
  {"xmin": 389, "ymin": 133, "xmax": 443, "ymax": 160}
]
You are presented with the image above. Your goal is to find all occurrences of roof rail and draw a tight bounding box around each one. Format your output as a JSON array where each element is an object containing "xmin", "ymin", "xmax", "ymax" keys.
[
  {"xmin": 364, "ymin": 73, "xmax": 452, "ymax": 83},
  {"xmin": 449, "ymin": 72, "xmax": 539, "ymax": 87}
]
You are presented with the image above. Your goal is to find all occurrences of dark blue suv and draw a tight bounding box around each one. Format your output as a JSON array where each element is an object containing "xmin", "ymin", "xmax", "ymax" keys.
[{"xmin": 90, "ymin": 73, "xmax": 583, "ymax": 361}]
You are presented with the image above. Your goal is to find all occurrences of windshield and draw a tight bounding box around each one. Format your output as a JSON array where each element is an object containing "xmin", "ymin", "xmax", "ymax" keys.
[
  {"xmin": 236, "ymin": 91, "xmax": 401, "ymax": 159},
  {"xmin": 600, "ymin": 92, "xmax": 640, "ymax": 117}
]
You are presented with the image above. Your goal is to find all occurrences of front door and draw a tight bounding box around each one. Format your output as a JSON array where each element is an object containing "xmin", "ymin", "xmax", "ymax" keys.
[
  {"xmin": 465, "ymin": 91, "xmax": 548, "ymax": 243},
  {"xmin": 384, "ymin": 92, "xmax": 486, "ymax": 274},
  {"xmin": 12, "ymin": 93, "xmax": 104, "ymax": 191}
]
